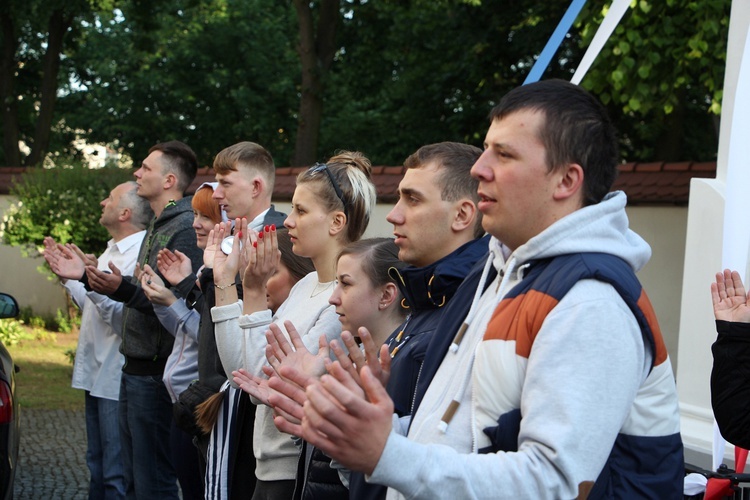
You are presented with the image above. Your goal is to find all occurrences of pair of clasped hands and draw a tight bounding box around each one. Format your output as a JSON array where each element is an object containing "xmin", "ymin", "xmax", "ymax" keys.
[
  {"xmin": 245, "ymin": 320, "xmax": 396, "ymax": 474},
  {"xmin": 208, "ymin": 219, "xmax": 280, "ymax": 304}
]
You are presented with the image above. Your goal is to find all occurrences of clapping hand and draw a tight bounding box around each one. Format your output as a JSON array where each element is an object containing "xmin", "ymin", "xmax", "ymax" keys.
[
  {"xmin": 43, "ymin": 237, "xmax": 85, "ymax": 281},
  {"xmin": 140, "ymin": 264, "xmax": 177, "ymax": 306},
  {"xmin": 330, "ymin": 328, "xmax": 392, "ymax": 388},
  {"xmin": 157, "ymin": 248, "xmax": 193, "ymax": 286},
  {"xmin": 86, "ymin": 261, "xmax": 123, "ymax": 294}
]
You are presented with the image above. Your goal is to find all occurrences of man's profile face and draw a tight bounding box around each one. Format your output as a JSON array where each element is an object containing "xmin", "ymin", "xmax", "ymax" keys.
[
  {"xmin": 471, "ymin": 109, "xmax": 557, "ymax": 251},
  {"xmin": 213, "ymin": 168, "xmax": 257, "ymax": 220},
  {"xmin": 133, "ymin": 150, "xmax": 166, "ymax": 201},
  {"xmin": 99, "ymin": 183, "xmax": 130, "ymax": 228},
  {"xmin": 385, "ymin": 162, "xmax": 460, "ymax": 267}
]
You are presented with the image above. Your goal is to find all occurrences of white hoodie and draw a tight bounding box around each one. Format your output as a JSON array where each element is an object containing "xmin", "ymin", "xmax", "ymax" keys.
[{"xmin": 369, "ymin": 191, "xmax": 681, "ymax": 499}]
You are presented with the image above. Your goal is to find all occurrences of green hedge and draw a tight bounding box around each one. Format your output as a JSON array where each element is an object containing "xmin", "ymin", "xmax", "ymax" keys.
[{"xmin": 1, "ymin": 164, "xmax": 132, "ymax": 257}]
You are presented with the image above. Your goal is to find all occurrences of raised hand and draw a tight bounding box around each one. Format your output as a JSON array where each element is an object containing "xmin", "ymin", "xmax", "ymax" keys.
[
  {"xmin": 86, "ymin": 261, "xmax": 123, "ymax": 294},
  {"xmin": 268, "ymin": 365, "xmax": 310, "ymax": 437},
  {"xmin": 331, "ymin": 328, "xmax": 392, "ymax": 388},
  {"xmin": 712, "ymin": 269, "xmax": 750, "ymax": 323},
  {"xmin": 43, "ymin": 236, "xmax": 61, "ymax": 258},
  {"xmin": 203, "ymin": 227, "xmax": 220, "ymax": 269},
  {"xmin": 44, "ymin": 240, "xmax": 85, "ymax": 280},
  {"xmin": 242, "ymin": 224, "xmax": 278, "ymax": 287},
  {"xmin": 140, "ymin": 264, "xmax": 176, "ymax": 306},
  {"xmin": 211, "ymin": 220, "xmax": 240, "ymax": 286},
  {"xmin": 68, "ymin": 243, "xmax": 98, "ymax": 268},
  {"xmin": 157, "ymin": 248, "xmax": 193, "ymax": 286},
  {"xmin": 233, "ymin": 367, "xmax": 274, "ymax": 406},
  {"xmin": 265, "ymin": 321, "xmax": 328, "ymax": 382}
]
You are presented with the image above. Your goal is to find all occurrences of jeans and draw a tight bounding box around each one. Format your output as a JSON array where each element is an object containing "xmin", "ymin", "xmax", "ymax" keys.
[
  {"xmin": 169, "ymin": 419, "xmax": 203, "ymax": 500},
  {"xmin": 119, "ymin": 373, "xmax": 179, "ymax": 500},
  {"xmin": 85, "ymin": 392, "xmax": 125, "ymax": 500}
]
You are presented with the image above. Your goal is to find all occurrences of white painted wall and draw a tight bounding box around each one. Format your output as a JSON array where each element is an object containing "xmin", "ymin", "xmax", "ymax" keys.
[{"xmin": 0, "ymin": 195, "xmax": 68, "ymax": 316}]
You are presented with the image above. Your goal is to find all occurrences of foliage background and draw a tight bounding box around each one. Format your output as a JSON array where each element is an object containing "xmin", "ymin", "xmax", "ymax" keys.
[
  {"xmin": 1, "ymin": 165, "xmax": 132, "ymax": 256},
  {"xmin": 0, "ymin": 0, "xmax": 732, "ymax": 170}
]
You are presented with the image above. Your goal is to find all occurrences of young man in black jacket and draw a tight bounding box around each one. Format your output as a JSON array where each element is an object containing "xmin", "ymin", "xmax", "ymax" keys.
[{"xmin": 87, "ymin": 140, "xmax": 202, "ymax": 499}]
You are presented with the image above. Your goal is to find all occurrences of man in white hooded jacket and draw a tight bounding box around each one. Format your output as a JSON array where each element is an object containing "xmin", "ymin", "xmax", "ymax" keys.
[{"xmin": 295, "ymin": 79, "xmax": 684, "ymax": 499}]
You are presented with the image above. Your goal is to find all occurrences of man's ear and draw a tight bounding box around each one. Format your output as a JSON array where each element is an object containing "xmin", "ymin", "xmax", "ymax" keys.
[
  {"xmin": 451, "ymin": 199, "xmax": 478, "ymax": 233},
  {"xmin": 252, "ymin": 178, "xmax": 262, "ymax": 197},
  {"xmin": 163, "ymin": 172, "xmax": 178, "ymax": 191},
  {"xmin": 329, "ymin": 211, "xmax": 347, "ymax": 237},
  {"xmin": 553, "ymin": 163, "xmax": 584, "ymax": 203},
  {"xmin": 379, "ymin": 282, "xmax": 399, "ymax": 310},
  {"xmin": 119, "ymin": 207, "xmax": 132, "ymax": 223}
]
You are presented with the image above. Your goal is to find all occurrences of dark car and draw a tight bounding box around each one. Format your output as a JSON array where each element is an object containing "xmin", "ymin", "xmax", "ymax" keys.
[{"xmin": 0, "ymin": 293, "xmax": 20, "ymax": 500}]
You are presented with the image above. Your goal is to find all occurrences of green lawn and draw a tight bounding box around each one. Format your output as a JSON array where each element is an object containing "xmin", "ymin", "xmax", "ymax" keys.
[{"xmin": 7, "ymin": 330, "xmax": 84, "ymax": 410}]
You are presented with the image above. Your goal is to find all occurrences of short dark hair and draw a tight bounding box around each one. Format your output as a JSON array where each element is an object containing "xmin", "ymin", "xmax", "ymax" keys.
[
  {"xmin": 213, "ymin": 142, "xmax": 276, "ymax": 191},
  {"xmin": 149, "ymin": 140, "xmax": 199, "ymax": 193},
  {"xmin": 403, "ymin": 142, "xmax": 484, "ymax": 238},
  {"xmin": 489, "ymin": 79, "xmax": 619, "ymax": 205}
]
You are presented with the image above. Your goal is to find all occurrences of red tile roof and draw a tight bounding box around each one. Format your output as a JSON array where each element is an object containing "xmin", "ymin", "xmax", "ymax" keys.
[
  {"xmin": 0, "ymin": 162, "xmax": 719, "ymax": 205},
  {"xmin": 611, "ymin": 161, "xmax": 716, "ymax": 205}
]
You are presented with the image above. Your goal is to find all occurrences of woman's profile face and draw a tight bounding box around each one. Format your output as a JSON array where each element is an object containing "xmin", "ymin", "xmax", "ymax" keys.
[
  {"xmin": 192, "ymin": 209, "xmax": 216, "ymax": 250},
  {"xmin": 328, "ymin": 254, "xmax": 382, "ymax": 334},
  {"xmin": 283, "ymin": 183, "xmax": 334, "ymax": 259}
]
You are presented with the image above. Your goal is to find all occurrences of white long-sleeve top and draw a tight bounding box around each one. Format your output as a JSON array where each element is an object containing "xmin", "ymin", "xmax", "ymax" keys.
[
  {"xmin": 66, "ymin": 230, "xmax": 145, "ymax": 401},
  {"xmin": 211, "ymin": 271, "xmax": 342, "ymax": 481}
]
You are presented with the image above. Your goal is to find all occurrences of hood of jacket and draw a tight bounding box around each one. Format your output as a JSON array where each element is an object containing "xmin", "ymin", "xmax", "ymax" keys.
[
  {"xmin": 390, "ymin": 235, "xmax": 490, "ymax": 312},
  {"xmin": 490, "ymin": 191, "xmax": 650, "ymax": 280}
]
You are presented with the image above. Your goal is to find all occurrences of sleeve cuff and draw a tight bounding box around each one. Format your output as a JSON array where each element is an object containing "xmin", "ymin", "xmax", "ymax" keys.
[
  {"xmin": 174, "ymin": 273, "xmax": 198, "ymax": 298},
  {"xmin": 238, "ymin": 309, "xmax": 273, "ymax": 330},
  {"xmin": 716, "ymin": 320, "xmax": 750, "ymax": 338},
  {"xmin": 211, "ymin": 300, "xmax": 244, "ymax": 323},
  {"xmin": 111, "ymin": 278, "xmax": 137, "ymax": 303}
]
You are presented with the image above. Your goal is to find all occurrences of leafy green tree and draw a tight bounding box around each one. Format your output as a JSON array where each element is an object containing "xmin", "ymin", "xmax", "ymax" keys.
[
  {"xmin": 577, "ymin": 0, "xmax": 729, "ymax": 161},
  {"xmin": 58, "ymin": 0, "xmax": 299, "ymax": 167},
  {"xmin": 317, "ymin": 0, "xmax": 576, "ymax": 164},
  {"xmin": 0, "ymin": 0, "xmax": 115, "ymax": 167},
  {"xmin": 1, "ymin": 165, "xmax": 131, "ymax": 256}
]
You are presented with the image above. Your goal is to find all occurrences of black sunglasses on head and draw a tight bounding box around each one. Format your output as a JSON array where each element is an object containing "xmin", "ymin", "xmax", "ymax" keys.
[{"xmin": 310, "ymin": 163, "xmax": 349, "ymax": 218}]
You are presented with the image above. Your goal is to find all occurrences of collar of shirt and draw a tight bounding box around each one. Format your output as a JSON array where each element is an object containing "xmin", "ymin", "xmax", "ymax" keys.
[
  {"xmin": 248, "ymin": 208, "xmax": 270, "ymax": 232},
  {"xmin": 111, "ymin": 229, "xmax": 148, "ymax": 255}
]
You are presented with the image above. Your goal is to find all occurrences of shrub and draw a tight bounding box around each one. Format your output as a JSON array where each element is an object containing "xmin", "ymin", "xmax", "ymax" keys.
[
  {"xmin": 55, "ymin": 308, "xmax": 80, "ymax": 333},
  {"xmin": 0, "ymin": 318, "xmax": 32, "ymax": 346},
  {"xmin": 64, "ymin": 348, "xmax": 76, "ymax": 365},
  {"xmin": 0, "ymin": 163, "xmax": 132, "ymax": 257}
]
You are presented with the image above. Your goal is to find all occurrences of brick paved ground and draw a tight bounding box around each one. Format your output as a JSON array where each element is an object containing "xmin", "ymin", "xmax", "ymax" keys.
[{"xmin": 13, "ymin": 408, "xmax": 88, "ymax": 499}]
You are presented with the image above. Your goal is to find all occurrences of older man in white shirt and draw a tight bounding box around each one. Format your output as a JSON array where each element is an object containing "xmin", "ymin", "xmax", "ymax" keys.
[{"xmin": 44, "ymin": 181, "xmax": 152, "ymax": 500}]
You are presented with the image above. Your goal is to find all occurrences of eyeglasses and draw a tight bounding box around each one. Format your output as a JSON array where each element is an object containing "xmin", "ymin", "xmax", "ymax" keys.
[{"xmin": 310, "ymin": 162, "xmax": 349, "ymax": 218}]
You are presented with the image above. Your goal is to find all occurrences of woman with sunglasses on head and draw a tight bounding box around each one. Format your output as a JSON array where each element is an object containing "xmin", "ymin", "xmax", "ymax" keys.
[{"xmin": 211, "ymin": 151, "xmax": 376, "ymax": 500}]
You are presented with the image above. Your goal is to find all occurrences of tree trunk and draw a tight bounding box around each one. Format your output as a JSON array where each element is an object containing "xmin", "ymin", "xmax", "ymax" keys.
[
  {"xmin": 291, "ymin": 0, "xmax": 339, "ymax": 166},
  {"xmin": 0, "ymin": 11, "xmax": 21, "ymax": 167},
  {"xmin": 26, "ymin": 9, "xmax": 72, "ymax": 167},
  {"xmin": 651, "ymin": 87, "xmax": 689, "ymax": 162}
]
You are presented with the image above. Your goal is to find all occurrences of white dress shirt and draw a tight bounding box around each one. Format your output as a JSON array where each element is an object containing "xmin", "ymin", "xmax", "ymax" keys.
[{"xmin": 65, "ymin": 230, "xmax": 146, "ymax": 401}]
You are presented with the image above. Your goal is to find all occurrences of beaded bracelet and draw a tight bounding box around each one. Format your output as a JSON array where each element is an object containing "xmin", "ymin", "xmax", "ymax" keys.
[{"xmin": 215, "ymin": 282, "xmax": 234, "ymax": 290}]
